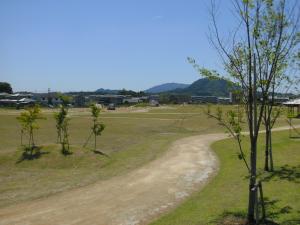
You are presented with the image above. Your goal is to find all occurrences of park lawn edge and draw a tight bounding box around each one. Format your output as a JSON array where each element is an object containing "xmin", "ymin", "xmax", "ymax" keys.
[{"xmin": 150, "ymin": 130, "xmax": 300, "ymax": 225}]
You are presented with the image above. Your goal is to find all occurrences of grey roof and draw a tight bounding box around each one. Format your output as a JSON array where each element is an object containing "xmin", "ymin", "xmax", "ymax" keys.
[
  {"xmin": 283, "ymin": 98, "xmax": 300, "ymax": 105},
  {"xmin": 18, "ymin": 98, "xmax": 36, "ymax": 103}
]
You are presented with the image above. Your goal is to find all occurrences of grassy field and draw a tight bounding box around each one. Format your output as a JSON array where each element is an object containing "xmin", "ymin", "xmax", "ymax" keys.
[
  {"xmin": 151, "ymin": 130, "xmax": 300, "ymax": 225},
  {"xmin": 0, "ymin": 105, "xmax": 225, "ymax": 208},
  {"xmin": 0, "ymin": 104, "xmax": 299, "ymax": 218}
]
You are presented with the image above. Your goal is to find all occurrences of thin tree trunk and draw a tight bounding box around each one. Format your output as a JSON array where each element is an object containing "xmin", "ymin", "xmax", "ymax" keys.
[
  {"xmin": 29, "ymin": 129, "xmax": 34, "ymax": 156},
  {"xmin": 289, "ymin": 118, "xmax": 292, "ymax": 138},
  {"xmin": 31, "ymin": 128, "xmax": 35, "ymax": 147},
  {"xmin": 67, "ymin": 135, "xmax": 70, "ymax": 151},
  {"xmin": 248, "ymin": 54, "xmax": 257, "ymax": 224},
  {"xmin": 258, "ymin": 181, "xmax": 266, "ymax": 222},
  {"xmin": 83, "ymin": 131, "xmax": 93, "ymax": 148},
  {"xmin": 60, "ymin": 129, "xmax": 62, "ymax": 143},
  {"xmin": 269, "ymin": 129, "xmax": 274, "ymax": 171},
  {"xmin": 264, "ymin": 128, "xmax": 269, "ymax": 171},
  {"xmin": 248, "ymin": 139, "xmax": 257, "ymax": 223},
  {"xmin": 255, "ymin": 187, "xmax": 259, "ymax": 224},
  {"xmin": 57, "ymin": 129, "xmax": 61, "ymax": 144},
  {"xmin": 28, "ymin": 131, "xmax": 31, "ymax": 148}
]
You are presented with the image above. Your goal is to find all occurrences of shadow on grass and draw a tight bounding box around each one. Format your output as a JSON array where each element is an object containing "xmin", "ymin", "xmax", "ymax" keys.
[
  {"xmin": 93, "ymin": 150, "xmax": 109, "ymax": 157},
  {"xmin": 213, "ymin": 211, "xmax": 279, "ymax": 225},
  {"xmin": 264, "ymin": 198, "xmax": 300, "ymax": 225},
  {"xmin": 16, "ymin": 146, "xmax": 49, "ymax": 163},
  {"xmin": 261, "ymin": 165, "xmax": 300, "ymax": 183},
  {"xmin": 280, "ymin": 217, "xmax": 300, "ymax": 225},
  {"xmin": 263, "ymin": 198, "xmax": 292, "ymax": 220},
  {"xmin": 61, "ymin": 149, "xmax": 73, "ymax": 156},
  {"xmin": 213, "ymin": 198, "xmax": 297, "ymax": 225},
  {"xmin": 213, "ymin": 211, "xmax": 247, "ymax": 225},
  {"xmin": 289, "ymin": 136, "xmax": 300, "ymax": 139}
]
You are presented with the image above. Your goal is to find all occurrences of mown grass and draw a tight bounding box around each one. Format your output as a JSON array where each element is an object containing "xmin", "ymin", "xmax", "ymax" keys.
[
  {"xmin": 0, "ymin": 105, "xmax": 223, "ymax": 207},
  {"xmin": 0, "ymin": 105, "xmax": 298, "ymax": 213},
  {"xmin": 151, "ymin": 130, "xmax": 300, "ymax": 225}
]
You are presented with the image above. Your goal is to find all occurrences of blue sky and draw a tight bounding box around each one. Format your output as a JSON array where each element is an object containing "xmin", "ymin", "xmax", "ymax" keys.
[{"xmin": 0, "ymin": 0, "xmax": 234, "ymax": 92}]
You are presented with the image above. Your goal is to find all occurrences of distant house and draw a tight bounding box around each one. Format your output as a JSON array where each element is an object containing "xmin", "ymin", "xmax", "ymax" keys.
[
  {"xmin": 32, "ymin": 93, "xmax": 63, "ymax": 106},
  {"xmin": 283, "ymin": 98, "xmax": 300, "ymax": 118},
  {"xmin": 191, "ymin": 96, "xmax": 218, "ymax": 104},
  {"xmin": 8, "ymin": 93, "xmax": 33, "ymax": 100},
  {"xmin": 0, "ymin": 99, "xmax": 18, "ymax": 107},
  {"xmin": 123, "ymin": 97, "xmax": 142, "ymax": 104},
  {"xmin": 150, "ymin": 99, "xmax": 159, "ymax": 107},
  {"xmin": 73, "ymin": 95, "xmax": 86, "ymax": 107},
  {"xmin": 0, "ymin": 93, "xmax": 35, "ymax": 107},
  {"xmin": 217, "ymin": 97, "xmax": 231, "ymax": 104},
  {"xmin": 87, "ymin": 95, "xmax": 126, "ymax": 106},
  {"xmin": 16, "ymin": 98, "xmax": 36, "ymax": 108},
  {"xmin": 272, "ymin": 96, "xmax": 290, "ymax": 105},
  {"xmin": 0, "ymin": 93, "xmax": 10, "ymax": 99},
  {"xmin": 139, "ymin": 96, "xmax": 149, "ymax": 102},
  {"xmin": 149, "ymin": 95, "xmax": 159, "ymax": 101}
]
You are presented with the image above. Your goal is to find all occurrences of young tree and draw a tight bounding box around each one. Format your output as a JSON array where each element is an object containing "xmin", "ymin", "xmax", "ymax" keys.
[
  {"xmin": 61, "ymin": 112, "xmax": 70, "ymax": 155},
  {"xmin": 90, "ymin": 104, "xmax": 105, "ymax": 151},
  {"xmin": 262, "ymin": 103, "xmax": 280, "ymax": 171},
  {"xmin": 54, "ymin": 105, "xmax": 67, "ymax": 143},
  {"xmin": 17, "ymin": 105, "xmax": 44, "ymax": 157},
  {"xmin": 54, "ymin": 105, "xmax": 71, "ymax": 155},
  {"xmin": 83, "ymin": 104, "xmax": 105, "ymax": 151},
  {"xmin": 189, "ymin": 0, "xmax": 300, "ymax": 222},
  {"xmin": 264, "ymin": 69, "xmax": 300, "ymax": 171}
]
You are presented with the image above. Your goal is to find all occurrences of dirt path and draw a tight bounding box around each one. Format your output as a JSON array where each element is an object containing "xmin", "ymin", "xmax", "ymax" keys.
[
  {"xmin": 0, "ymin": 125, "xmax": 298, "ymax": 225},
  {"xmin": 0, "ymin": 133, "xmax": 226, "ymax": 225}
]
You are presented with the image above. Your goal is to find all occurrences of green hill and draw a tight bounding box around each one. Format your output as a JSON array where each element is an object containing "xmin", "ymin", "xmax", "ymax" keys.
[
  {"xmin": 145, "ymin": 83, "xmax": 190, "ymax": 94},
  {"xmin": 170, "ymin": 78, "xmax": 234, "ymax": 97}
]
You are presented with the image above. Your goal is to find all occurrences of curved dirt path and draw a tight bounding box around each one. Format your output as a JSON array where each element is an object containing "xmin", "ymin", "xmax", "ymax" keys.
[
  {"xmin": 0, "ymin": 125, "xmax": 297, "ymax": 225},
  {"xmin": 0, "ymin": 133, "xmax": 226, "ymax": 225}
]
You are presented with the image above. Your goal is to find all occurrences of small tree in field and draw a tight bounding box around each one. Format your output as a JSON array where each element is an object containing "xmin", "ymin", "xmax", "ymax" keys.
[
  {"xmin": 90, "ymin": 104, "xmax": 105, "ymax": 151},
  {"xmin": 83, "ymin": 104, "xmax": 105, "ymax": 152},
  {"xmin": 54, "ymin": 105, "xmax": 71, "ymax": 155},
  {"xmin": 54, "ymin": 106, "xmax": 66, "ymax": 143},
  {"xmin": 17, "ymin": 105, "xmax": 44, "ymax": 157},
  {"xmin": 54, "ymin": 122, "xmax": 62, "ymax": 144},
  {"xmin": 61, "ymin": 113, "xmax": 70, "ymax": 155},
  {"xmin": 262, "ymin": 73, "xmax": 300, "ymax": 171}
]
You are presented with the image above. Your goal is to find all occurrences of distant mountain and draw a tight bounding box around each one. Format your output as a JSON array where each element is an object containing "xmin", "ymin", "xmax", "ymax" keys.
[
  {"xmin": 169, "ymin": 78, "xmax": 236, "ymax": 97},
  {"xmin": 145, "ymin": 83, "xmax": 190, "ymax": 94},
  {"xmin": 94, "ymin": 78, "xmax": 235, "ymax": 96},
  {"xmin": 95, "ymin": 88, "xmax": 119, "ymax": 94}
]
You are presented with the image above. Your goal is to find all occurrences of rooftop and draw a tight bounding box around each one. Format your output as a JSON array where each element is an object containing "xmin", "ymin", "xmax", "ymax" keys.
[{"xmin": 283, "ymin": 98, "xmax": 300, "ymax": 106}]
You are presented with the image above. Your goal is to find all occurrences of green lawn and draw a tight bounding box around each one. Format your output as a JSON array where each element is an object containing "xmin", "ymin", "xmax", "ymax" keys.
[
  {"xmin": 151, "ymin": 130, "xmax": 300, "ymax": 225},
  {"xmin": 0, "ymin": 105, "xmax": 299, "ymax": 222},
  {"xmin": 0, "ymin": 105, "xmax": 224, "ymax": 208}
]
